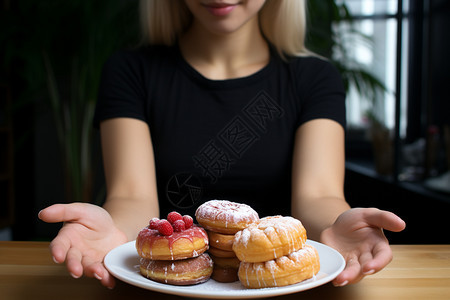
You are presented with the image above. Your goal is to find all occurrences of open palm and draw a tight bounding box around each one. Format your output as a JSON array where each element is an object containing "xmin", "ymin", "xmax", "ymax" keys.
[
  {"xmin": 39, "ymin": 203, "xmax": 127, "ymax": 288},
  {"xmin": 321, "ymin": 208, "xmax": 406, "ymax": 286}
]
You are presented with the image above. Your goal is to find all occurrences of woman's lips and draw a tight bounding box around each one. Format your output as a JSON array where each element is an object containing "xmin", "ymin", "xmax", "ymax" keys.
[{"xmin": 203, "ymin": 3, "xmax": 237, "ymax": 16}]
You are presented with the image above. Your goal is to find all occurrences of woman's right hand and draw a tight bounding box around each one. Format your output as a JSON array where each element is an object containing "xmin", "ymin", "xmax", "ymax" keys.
[{"xmin": 38, "ymin": 202, "xmax": 128, "ymax": 288}]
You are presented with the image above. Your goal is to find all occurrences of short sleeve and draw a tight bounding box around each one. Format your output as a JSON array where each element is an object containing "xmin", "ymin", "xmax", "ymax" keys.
[
  {"xmin": 93, "ymin": 50, "xmax": 147, "ymax": 128},
  {"xmin": 295, "ymin": 57, "xmax": 346, "ymax": 129}
]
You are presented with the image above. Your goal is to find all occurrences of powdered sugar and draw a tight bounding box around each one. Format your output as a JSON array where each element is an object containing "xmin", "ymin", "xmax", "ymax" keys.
[
  {"xmin": 234, "ymin": 227, "xmax": 251, "ymax": 247},
  {"xmin": 256, "ymin": 216, "xmax": 303, "ymax": 231},
  {"xmin": 237, "ymin": 244, "xmax": 320, "ymax": 288},
  {"xmin": 234, "ymin": 216, "xmax": 304, "ymax": 249},
  {"xmin": 195, "ymin": 200, "xmax": 259, "ymax": 226},
  {"xmin": 289, "ymin": 245, "xmax": 315, "ymax": 262}
]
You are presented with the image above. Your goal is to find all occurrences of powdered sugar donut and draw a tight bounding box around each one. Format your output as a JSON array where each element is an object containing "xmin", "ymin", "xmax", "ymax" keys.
[
  {"xmin": 238, "ymin": 244, "xmax": 320, "ymax": 288},
  {"xmin": 232, "ymin": 216, "xmax": 307, "ymax": 263},
  {"xmin": 195, "ymin": 200, "xmax": 259, "ymax": 234}
]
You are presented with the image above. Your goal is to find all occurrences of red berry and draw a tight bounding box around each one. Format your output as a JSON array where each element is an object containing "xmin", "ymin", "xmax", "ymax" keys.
[
  {"xmin": 167, "ymin": 211, "xmax": 183, "ymax": 224},
  {"xmin": 183, "ymin": 215, "xmax": 193, "ymax": 229},
  {"xmin": 149, "ymin": 218, "xmax": 160, "ymax": 230},
  {"xmin": 157, "ymin": 219, "xmax": 173, "ymax": 236},
  {"xmin": 172, "ymin": 219, "xmax": 186, "ymax": 232}
]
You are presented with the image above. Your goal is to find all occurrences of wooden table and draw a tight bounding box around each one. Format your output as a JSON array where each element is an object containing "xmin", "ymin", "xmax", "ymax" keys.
[{"xmin": 1, "ymin": 242, "xmax": 449, "ymax": 300}]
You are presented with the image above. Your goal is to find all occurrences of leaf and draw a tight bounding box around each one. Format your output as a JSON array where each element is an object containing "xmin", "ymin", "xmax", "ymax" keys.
[{"xmin": 308, "ymin": 0, "xmax": 388, "ymax": 115}]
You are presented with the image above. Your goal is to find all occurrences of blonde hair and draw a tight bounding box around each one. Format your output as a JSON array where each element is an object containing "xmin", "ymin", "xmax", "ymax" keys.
[{"xmin": 139, "ymin": 0, "xmax": 309, "ymax": 59}]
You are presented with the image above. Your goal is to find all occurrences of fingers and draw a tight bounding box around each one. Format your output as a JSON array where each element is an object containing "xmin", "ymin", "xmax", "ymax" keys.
[
  {"xmin": 362, "ymin": 241, "xmax": 393, "ymax": 274},
  {"xmin": 81, "ymin": 255, "xmax": 106, "ymax": 281},
  {"xmin": 329, "ymin": 208, "xmax": 403, "ymax": 287},
  {"xmin": 49, "ymin": 236, "xmax": 71, "ymax": 264},
  {"xmin": 39, "ymin": 204, "xmax": 115, "ymax": 288},
  {"xmin": 333, "ymin": 256, "xmax": 373, "ymax": 287},
  {"xmin": 83, "ymin": 261, "xmax": 116, "ymax": 289},
  {"xmin": 74, "ymin": 256, "xmax": 116, "ymax": 289},
  {"xmin": 70, "ymin": 257, "xmax": 116, "ymax": 289},
  {"xmin": 52, "ymin": 243, "xmax": 116, "ymax": 289},
  {"xmin": 358, "ymin": 248, "xmax": 376, "ymax": 275},
  {"xmin": 334, "ymin": 254, "xmax": 364, "ymax": 286},
  {"xmin": 38, "ymin": 203, "xmax": 85, "ymax": 224},
  {"xmin": 364, "ymin": 209, "xmax": 406, "ymax": 233},
  {"xmin": 334, "ymin": 242, "xmax": 393, "ymax": 287},
  {"xmin": 100, "ymin": 268, "xmax": 116, "ymax": 289},
  {"xmin": 66, "ymin": 247, "xmax": 84, "ymax": 278}
]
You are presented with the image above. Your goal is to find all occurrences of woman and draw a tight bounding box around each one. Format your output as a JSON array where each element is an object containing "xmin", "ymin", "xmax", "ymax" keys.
[{"xmin": 39, "ymin": 0, "xmax": 405, "ymax": 289}]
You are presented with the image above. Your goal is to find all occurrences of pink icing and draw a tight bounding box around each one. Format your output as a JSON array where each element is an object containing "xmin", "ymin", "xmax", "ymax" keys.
[{"xmin": 136, "ymin": 225, "xmax": 208, "ymax": 259}]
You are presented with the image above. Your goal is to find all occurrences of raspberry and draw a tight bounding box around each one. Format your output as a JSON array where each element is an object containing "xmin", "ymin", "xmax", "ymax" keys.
[
  {"xmin": 157, "ymin": 219, "xmax": 173, "ymax": 236},
  {"xmin": 149, "ymin": 217, "xmax": 160, "ymax": 230},
  {"xmin": 167, "ymin": 211, "xmax": 183, "ymax": 224},
  {"xmin": 172, "ymin": 219, "xmax": 186, "ymax": 232},
  {"xmin": 182, "ymin": 215, "xmax": 193, "ymax": 229}
]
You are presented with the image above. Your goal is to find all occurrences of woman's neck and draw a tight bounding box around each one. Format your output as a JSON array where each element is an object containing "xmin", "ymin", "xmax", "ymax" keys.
[{"xmin": 179, "ymin": 18, "xmax": 269, "ymax": 80}]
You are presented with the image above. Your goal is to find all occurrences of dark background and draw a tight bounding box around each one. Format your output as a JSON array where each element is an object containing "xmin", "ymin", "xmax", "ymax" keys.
[{"xmin": 1, "ymin": 0, "xmax": 449, "ymax": 243}]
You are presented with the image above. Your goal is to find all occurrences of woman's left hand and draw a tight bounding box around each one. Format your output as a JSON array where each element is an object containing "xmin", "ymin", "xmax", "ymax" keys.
[{"xmin": 320, "ymin": 207, "xmax": 406, "ymax": 286}]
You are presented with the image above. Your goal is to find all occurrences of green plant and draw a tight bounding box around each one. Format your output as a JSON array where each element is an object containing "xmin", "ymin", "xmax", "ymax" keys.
[
  {"xmin": 307, "ymin": 0, "xmax": 393, "ymax": 175},
  {"xmin": 2, "ymin": 0, "xmax": 140, "ymax": 203},
  {"xmin": 306, "ymin": 0, "xmax": 387, "ymax": 116},
  {"xmin": 2, "ymin": 0, "xmax": 389, "ymax": 203},
  {"xmin": 42, "ymin": 0, "xmax": 140, "ymax": 203}
]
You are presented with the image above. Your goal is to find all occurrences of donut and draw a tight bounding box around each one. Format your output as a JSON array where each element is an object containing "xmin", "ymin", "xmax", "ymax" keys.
[
  {"xmin": 232, "ymin": 216, "xmax": 307, "ymax": 263},
  {"xmin": 209, "ymin": 254, "xmax": 240, "ymax": 283},
  {"xmin": 136, "ymin": 225, "xmax": 208, "ymax": 260},
  {"xmin": 212, "ymin": 265, "xmax": 239, "ymax": 283},
  {"xmin": 140, "ymin": 253, "xmax": 214, "ymax": 285},
  {"xmin": 238, "ymin": 244, "xmax": 320, "ymax": 288},
  {"xmin": 207, "ymin": 231, "xmax": 235, "ymax": 251},
  {"xmin": 195, "ymin": 200, "xmax": 259, "ymax": 234},
  {"xmin": 209, "ymin": 255, "xmax": 241, "ymax": 269},
  {"xmin": 208, "ymin": 246, "xmax": 237, "ymax": 258}
]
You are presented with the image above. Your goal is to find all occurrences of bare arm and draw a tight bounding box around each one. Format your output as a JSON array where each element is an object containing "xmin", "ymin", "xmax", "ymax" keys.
[
  {"xmin": 291, "ymin": 119, "xmax": 405, "ymax": 286},
  {"xmin": 291, "ymin": 118, "xmax": 350, "ymax": 240},
  {"xmin": 37, "ymin": 117, "xmax": 159, "ymax": 288},
  {"xmin": 100, "ymin": 117, "xmax": 160, "ymax": 241}
]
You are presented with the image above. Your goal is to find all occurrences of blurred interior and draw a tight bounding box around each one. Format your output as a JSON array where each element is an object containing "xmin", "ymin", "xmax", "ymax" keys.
[{"xmin": 1, "ymin": 0, "xmax": 449, "ymax": 243}]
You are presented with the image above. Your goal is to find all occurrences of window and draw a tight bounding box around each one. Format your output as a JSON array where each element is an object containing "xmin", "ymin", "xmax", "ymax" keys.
[
  {"xmin": 338, "ymin": 0, "xmax": 450, "ymax": 196},
  {"xmin": 335, "ymin": 0, "xmax": 410, "ymax": 136}
]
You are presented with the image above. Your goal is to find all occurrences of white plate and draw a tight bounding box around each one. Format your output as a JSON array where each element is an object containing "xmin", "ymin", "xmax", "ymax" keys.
[{"xmin": 104, "ymin": 240, "xmax": 345, "ymax": 299}]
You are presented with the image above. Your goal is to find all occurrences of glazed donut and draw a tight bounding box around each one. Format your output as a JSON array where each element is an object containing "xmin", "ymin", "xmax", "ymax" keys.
[
  {"xmin": 209, "ymin": 255, "xmax": 241, "ymax": 269},
  {"xmin": 209, "ymin": 254, "xmax": 240, "ymax": 283},
  {"xmin": 140, "ymin": 253, "xmax": 214, "ymax": 285},
  {"xmin": 136, "ymin": 225, "xmax": 208, "ymax": 260},
  {"xmin": 212, "ymin": 266, "xmax": 239, "ymax": 283},
  {"xmin": 232, "ymin": 216, "xmax": 307, "ymax": 263},
  {"xmin": 207, "ymin": 231, "xmax": 235, "ymax": 251},
  {"xmin": 238, "ymin": 244, "xmax": 320, "ymax": 288},
  {"xmin": 208, "ymin": 246, "xmax": 237, "ymax": 258},
  {"xmin": 195, "ymin": 200, "xmax": 259, "ymax": 234}
]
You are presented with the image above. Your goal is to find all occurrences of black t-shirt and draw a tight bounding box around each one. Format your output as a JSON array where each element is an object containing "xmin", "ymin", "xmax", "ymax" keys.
[{"xmin": 94, "ymin": 45, "xmax": 346, "ymax": 218}]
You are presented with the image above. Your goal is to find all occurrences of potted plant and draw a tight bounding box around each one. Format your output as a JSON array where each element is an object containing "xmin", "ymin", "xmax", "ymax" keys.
[
  {"xmin": 2, "ymin": 0, "xmax": 390, "ymax": 206},
  {"xmin": 306, "ymin": 0, "xmax": 391, "ymax": 175},
  {"xmin": 2, "ymin": 0, "xmax": 140, "ymax": 203}
]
